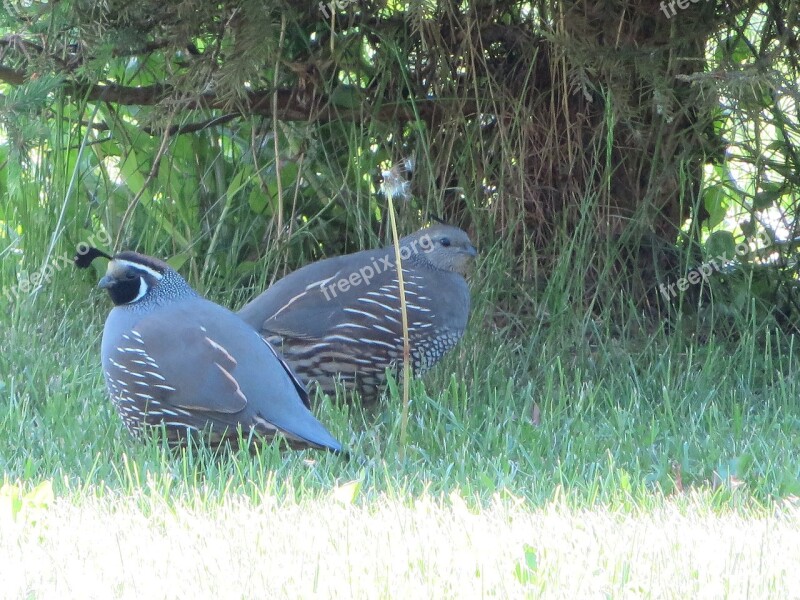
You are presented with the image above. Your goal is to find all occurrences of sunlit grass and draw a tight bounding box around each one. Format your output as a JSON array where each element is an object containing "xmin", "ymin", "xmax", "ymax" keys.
[
  {"xmin": 2, "ymin": 487, "xmax": 798, "ymax": 598},
  {"xmin": 3, "ymin": 213, "xmax": 800, "ymax": 597}
]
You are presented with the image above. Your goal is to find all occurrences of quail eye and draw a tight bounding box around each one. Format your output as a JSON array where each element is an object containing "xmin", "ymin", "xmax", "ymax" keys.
[
  {"xmin": 125, "ymin": 272, "xmax": 139, "ymax": 281},
  {"xmin": 440, "ymin": 237, "xmax": 451, "ymax": 247}
]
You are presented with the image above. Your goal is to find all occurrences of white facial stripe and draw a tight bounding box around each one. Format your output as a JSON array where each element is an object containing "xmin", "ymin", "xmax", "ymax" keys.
[
  {"xmin": 130, "ymin": 278, "xmax": 149, "ymax": 303},
  {"xmin": 112, "ymin": 259, "xmax": 164, "ymax": 280}
]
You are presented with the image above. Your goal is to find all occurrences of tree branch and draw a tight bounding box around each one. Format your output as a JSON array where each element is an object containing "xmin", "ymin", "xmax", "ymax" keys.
[
  {"xmin": 0, "ymin": 64, "xmax": 477, "ymax": 129},
  {"xmin": 0, "ymin": 65, "xmax": 24, "ymax": 85},
  {"xmin": 0, "ymin": 31, "xmax": 480, "ymax": 133}
]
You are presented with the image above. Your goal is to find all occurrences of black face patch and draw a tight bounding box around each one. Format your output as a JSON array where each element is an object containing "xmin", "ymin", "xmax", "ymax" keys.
[
  {"xmin": 106, "ymin": 274, "xmax": 147, "ymax": 306},
  {"xmin": 100, "ymin": 258, "xmax": 161, "ymax": 306}
]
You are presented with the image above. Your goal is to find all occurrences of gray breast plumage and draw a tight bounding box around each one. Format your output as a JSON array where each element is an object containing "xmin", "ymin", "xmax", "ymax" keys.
[
  {"xmin": 100, "ymin": 297, "xmax": 341, "ymax": 451},
  {"xmin": 101, "ymin": 310, "xmax": 183, "ymax": 435}
]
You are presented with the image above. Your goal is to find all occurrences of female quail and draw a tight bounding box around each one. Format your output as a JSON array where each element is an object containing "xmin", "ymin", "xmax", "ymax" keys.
[
  {"xmin": 237, "ymin": 224, "xmax": 477, "ymax": 404},
  {"xmin": 76, "ymin": 247, "xmax": 342, "ymax": 452}
]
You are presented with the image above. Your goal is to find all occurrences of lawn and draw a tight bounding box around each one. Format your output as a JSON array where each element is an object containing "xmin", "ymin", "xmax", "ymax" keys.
[
  {"xmin": 2, "ymin": 266, "xmax": 800, "ymax": 598},
  {"xmin": 3, "ymin": 488, "xmax": 798, "ymax": 598}
]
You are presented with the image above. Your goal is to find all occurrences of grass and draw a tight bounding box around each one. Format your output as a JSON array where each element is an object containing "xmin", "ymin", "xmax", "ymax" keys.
[
  {"xmin": 2, "ymin": 490, "xmax": 799, "ymax": 598},
  {"xmin": 0, "ymin": 7, "xmax": 796, "ymax": 592},
  {"xmin": 2, "ymin": 245, "xmax": 800, "ymax": 598}
]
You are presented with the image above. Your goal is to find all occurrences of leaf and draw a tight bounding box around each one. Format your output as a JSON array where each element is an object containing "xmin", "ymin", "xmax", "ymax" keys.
[
  {"xmin": 27, "ymin": 480, "xmax": 54, "ymax": 507},
  {"xmin": 329, "ymin": 85, "xmax": 363, "ymax": 109},
  {"xmin": 333, "ymin": 479, "xmax": 362, "ymax": 506},
  {"xmin": 730, "ymin": 40, "xmax": 751, "ymax": 62},
  {"xmin": 248, "ymin": 188, "xmax": 269, "ymax": 214},
  {"xmin": 705, "ymin": 230, "xmax": 736, "ymax": 261},
  {"xmin": 513, "ymin": 544, "xmax": 538, "ymax": 584},
  {"xmin": 166, "ymin": 252, "xmax": 192, "ymax": 271},
  {"xmin": 226, "ymin": 165, "xmax": 254, "ymax": 200},
  {"xmin": 0, "ymin": 482, "xmax": 23, "ymax": 521},
  {"xmin": 265, "ymin": 162, "xmax": 299, "ymax": 199},
  {"xmin": 671, "ymin": 460, "xmax": 684, "ymax": 494},
  {"xmin": 712, "ymin": 471, "xmax": 745, "ymax": 492},
  {"xmin": 752, "ymin": 191, "xmax": 779, "ymax": 211},
  {"xmin": 523, "ymin": 544, "xmax": 537, "ymax": 570},
  {"xmin": 702, "ymin": 185, "xmax": 731, "ymax": 229},
  {"xmin": 739, "ymin": 82, "xmax": 773, "ymax": 112},
  {"xmin": 530, "ymin": 402, "xmax": 541, "ymax": 426},
  {"xmin": 118, "ymin": 149, "xmax": 148, "ymax": 199},
  {"xmin": 618, "ymin": 468, "xmax": 632, "ymax": 493},
  {"xmin": 234, "ymin": 260, "xmax": 260, "ymax": 278},
  {"xmin": 713, "ymin": 455, "xmax": 752, "ymax": 491},
  {"xmin": 752, "ymin": 184, "xmax": 784, "ymax": 210},
  {"xmin": 714, "ymin": 35, "xmax": 751, "ymax": 64},
  {"xmin": 0, "ymin": 480, "xmax": 53, "ymax": 523}
]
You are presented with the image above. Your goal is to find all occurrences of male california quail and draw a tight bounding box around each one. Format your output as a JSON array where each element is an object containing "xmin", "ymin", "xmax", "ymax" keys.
[
  {"xmin": 75, "ymin": 247, "xmax": 341, "ymax": 452},
  {"xmin": 237, "ymin": 224, "xmax": 477, "ymax": 404}
]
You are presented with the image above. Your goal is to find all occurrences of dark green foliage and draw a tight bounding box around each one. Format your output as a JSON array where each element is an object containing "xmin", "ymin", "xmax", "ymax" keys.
[{"xmin": 0, "ymin": 1, "xmax": 798, "ymax": 349}]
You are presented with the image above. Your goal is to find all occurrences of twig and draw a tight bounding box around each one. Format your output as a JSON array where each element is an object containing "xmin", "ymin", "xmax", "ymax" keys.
[{"xmin": 273, "ymin": 14, "xmax": 287, "ymax": 234}]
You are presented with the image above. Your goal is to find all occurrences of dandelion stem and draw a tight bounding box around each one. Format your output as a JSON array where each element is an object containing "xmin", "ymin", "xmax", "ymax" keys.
[{"xmin": 387, "ymin": 198, "xmax": 411, "ymax": 456}]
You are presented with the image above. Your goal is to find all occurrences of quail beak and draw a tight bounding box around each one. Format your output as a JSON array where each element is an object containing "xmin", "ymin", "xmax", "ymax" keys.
[
  {"xmin": 465, "ymin": 244, "xmax": 478, "ymax": 258},
  {"xmin": 98, "ymin": 260, "xmax": 120, "ymax": 289}
]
